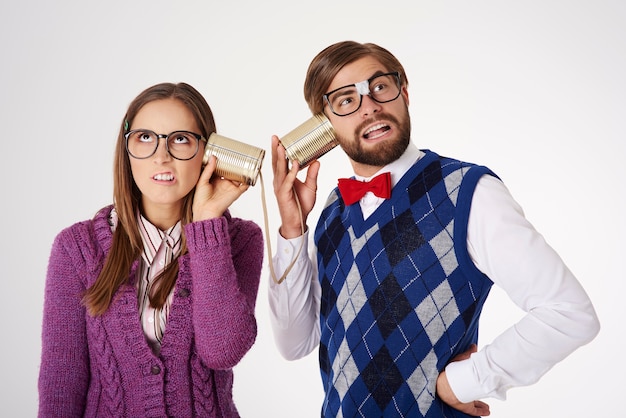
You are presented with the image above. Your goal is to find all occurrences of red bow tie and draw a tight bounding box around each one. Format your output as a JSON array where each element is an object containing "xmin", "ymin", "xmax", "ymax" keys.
[{"xmin": 337, "ymin": 172, "xmax": 392, "ymax": 206}]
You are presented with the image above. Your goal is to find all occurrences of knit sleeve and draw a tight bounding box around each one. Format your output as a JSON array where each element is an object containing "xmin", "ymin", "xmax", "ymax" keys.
[
  {"xmin": 184, "ymin": 215, "xmax": 264, "ymax": 369},
  {"xmin": 38, "ymin": 226, "xmax": 91, "ymax": 417}
]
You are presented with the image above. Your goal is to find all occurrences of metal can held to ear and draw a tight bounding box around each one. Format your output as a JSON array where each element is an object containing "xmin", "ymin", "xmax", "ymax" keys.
[
  {"xmin": 279, "ymin": 113, "xmax": 338, "ymax": 169},
  {"xmin": 203, "ymin": 133, "xmax": 265, "ymax": 186}
]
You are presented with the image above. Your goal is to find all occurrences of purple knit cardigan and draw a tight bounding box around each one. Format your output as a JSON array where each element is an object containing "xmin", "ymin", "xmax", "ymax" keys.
[{"xmin": 38, "ymin": 205, "xmax": 263, "ymax": 417}]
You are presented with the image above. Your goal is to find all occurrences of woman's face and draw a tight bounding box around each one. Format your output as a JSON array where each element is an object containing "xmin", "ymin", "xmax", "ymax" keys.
[{"xmin": 128, "ymin": 98, "xmax": 204, "ymax": 224}]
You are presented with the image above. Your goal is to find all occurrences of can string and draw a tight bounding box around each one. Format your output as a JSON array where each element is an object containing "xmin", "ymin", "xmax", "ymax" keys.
[{"xmin": 258, "ymin": 171, "xmax": 305, "ymax": 284}]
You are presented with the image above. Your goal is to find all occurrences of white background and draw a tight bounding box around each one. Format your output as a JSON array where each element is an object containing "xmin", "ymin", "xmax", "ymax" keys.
[{"xmin": 1, "ymin": 1, "xmax": 623, "ymax": 417}]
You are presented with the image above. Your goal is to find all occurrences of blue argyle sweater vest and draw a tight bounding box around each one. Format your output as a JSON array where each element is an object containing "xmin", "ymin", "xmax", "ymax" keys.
[{"xmin": 313, "ymin": 150, "xmax": 497, "ymax": 418}]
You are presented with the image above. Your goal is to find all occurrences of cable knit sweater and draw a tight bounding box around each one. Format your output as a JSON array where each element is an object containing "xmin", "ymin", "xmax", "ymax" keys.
[{"xmin": 38, "ymin": 205, "xmax": 263, "ymax": 417}]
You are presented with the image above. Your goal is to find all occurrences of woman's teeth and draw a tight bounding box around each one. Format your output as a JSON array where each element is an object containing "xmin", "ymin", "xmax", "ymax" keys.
[{"xmin": 154, "ymin": 173, "xmax": 174, "ymax": 181}]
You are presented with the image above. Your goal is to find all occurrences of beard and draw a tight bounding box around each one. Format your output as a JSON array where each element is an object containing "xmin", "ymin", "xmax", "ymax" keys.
[{"xmin": 337, "ymin": 105, "xmax": 411, "ymax": 167}]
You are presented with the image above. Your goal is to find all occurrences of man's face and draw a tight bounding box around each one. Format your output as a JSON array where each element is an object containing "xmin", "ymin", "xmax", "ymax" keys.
[{"xmin": 324, "ymin": 56, "xmax": 411, "ymax": 176}]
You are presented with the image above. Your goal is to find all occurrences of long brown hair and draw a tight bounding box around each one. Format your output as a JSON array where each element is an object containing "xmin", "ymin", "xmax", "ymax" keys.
[
  {"xmin": 303, "ymin": 41, "xmax": 409, "ymax": 115},
  {"xmin": 83, "ymin": 82, "xmax": 217, "ymax": 316}
]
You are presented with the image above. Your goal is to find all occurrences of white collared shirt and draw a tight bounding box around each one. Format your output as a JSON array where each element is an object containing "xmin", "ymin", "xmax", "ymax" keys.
[{"xmin": 268, "ymin": 142, "xmax": 599, "ymax": 402}]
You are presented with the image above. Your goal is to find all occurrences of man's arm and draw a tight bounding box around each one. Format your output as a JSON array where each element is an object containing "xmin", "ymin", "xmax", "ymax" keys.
[
  {"xmin": 445, "ymin": 175, "xmax": 600, "ymax": 402},
  {"xmin": 268, "ymin": 232, "xmax": 321, "ymax": 360}
]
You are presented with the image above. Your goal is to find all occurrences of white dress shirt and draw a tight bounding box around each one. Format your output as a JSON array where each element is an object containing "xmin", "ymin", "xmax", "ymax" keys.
[{"xmin": 268, "ymin": 143, "xmax": 599, "ymax": 403}]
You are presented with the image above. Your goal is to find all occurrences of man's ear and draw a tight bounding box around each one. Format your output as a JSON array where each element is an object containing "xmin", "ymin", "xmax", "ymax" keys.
[{"xmin": 401, "ymin": 86, "xmax": 410, "ymax": 106}]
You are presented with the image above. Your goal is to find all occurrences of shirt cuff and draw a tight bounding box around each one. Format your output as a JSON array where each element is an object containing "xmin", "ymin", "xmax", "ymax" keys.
[
  {"xmin": 445, "ymin": 356, "xmax": 509, "ymax": 403},
  {"xmin": 271, "ymin": 231, "xmax": 310, "ymax": 287},
  {"xmin": 445, "ymin": 360, "xmax": 477, "ymax": 403}
]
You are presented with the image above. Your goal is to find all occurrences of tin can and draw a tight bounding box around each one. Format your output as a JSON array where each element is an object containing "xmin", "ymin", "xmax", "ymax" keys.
[{"xmin": 203, "ymin": 133, "xmax": 265, "ymax": 186}]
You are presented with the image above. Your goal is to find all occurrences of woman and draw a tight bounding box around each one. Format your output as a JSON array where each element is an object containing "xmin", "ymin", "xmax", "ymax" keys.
[{"xmin": 38, "ymin": 82, "xmax": 263, "ymax": 417}]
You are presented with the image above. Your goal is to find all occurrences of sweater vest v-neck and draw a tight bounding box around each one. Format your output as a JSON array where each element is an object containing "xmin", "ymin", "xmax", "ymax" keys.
[{"xmin": 314, "ymin": 150, "xmax": 496, "ymax": 417}]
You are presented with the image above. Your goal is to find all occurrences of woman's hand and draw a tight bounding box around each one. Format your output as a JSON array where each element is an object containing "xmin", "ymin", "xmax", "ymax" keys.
[
  {"xmin": 192, "ymin": 155, "xmax": 249, "ymax": 221},
  {"xmin": 436, "ymin": 344, "xmax": 491, "ymax": 416},
  {"xmin": 271, "ymin": 135, "xmax": 319, "ymax": 239}
]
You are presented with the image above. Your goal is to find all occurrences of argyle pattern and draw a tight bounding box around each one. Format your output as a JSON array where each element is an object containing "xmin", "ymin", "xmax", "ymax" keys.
[{"xmin": 314, "ymin": 151, "xmax": 496, "ymax": 417}]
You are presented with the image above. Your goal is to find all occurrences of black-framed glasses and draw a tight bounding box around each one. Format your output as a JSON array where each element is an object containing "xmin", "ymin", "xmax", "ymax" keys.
[
  {"xmin": 323, "ymin": 71, "xmax": 402, "ymax": 117},
  {"xmin": 124, "ymin": 129, "xmax": 207, "ymax": 160}
]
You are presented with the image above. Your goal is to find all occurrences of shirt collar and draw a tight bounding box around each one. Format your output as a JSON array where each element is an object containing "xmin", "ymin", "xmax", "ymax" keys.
[
  {"xmin": 354, "ymin": 142, "xmax": 424, "ymax": 187},
  {"xmin": 137, "ymin": 212, "xmax": 182, "ymax": 265}
]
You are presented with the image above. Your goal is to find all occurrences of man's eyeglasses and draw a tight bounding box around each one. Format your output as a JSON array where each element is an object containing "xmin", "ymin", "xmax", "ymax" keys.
[
  {"xmin": 124, "ymin": 129, "xmax": 207, "ymax": 160},
  {"xmin": 323, "ymin": 72, "xmax": 402, "ymax": 117}
]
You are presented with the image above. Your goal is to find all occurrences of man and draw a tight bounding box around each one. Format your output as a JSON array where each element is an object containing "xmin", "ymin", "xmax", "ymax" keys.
[{"xmin": 268, "ymin": 41, "xmax": 599, "ymax": 417}]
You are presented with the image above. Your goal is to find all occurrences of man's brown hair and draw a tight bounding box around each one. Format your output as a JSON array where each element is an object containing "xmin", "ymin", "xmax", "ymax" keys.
[{"xmin": 303, "ymin": 41, "xmax": 408, "ymax": 115}]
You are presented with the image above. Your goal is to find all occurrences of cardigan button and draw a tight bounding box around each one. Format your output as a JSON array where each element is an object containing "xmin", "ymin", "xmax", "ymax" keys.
[
  {"xmin": 150, "ymin": 365, "xmax": 161, "ymax": 375},
  {"xmin": 178, "ymin": 288, "xmax": 190, "ymax": 298}
]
